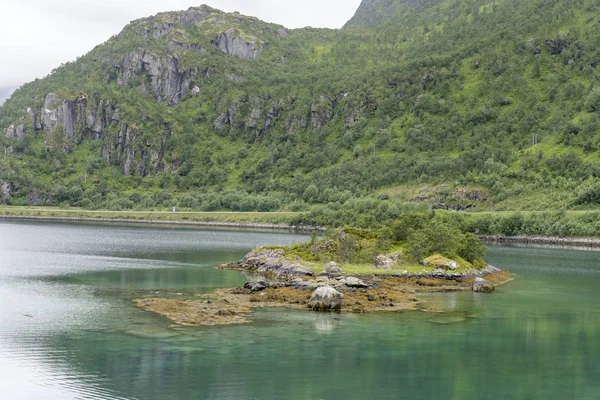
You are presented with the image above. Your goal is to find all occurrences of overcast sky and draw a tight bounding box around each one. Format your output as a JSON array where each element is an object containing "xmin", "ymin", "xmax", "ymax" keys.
[{"xmin": 0, "ymin": 0, "xmax": 362, "ymax": 105}]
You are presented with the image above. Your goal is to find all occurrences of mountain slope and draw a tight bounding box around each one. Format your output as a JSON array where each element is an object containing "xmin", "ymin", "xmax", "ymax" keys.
[{"xmin": 2, "ymin": 0, "xmax": 600, "ymax": 217}]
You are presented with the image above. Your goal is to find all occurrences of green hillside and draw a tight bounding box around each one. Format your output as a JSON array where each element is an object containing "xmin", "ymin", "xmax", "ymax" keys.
[{"xmin": 2, "ymin": 0, "xmax": 600, "ymax": 224}]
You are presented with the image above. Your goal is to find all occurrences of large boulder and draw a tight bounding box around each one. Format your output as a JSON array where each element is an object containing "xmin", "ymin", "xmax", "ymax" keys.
[
  {"xmin": 323, "ymin": 261, "xmax": 343, "ymax": 274},
  {"xmin": 344, "ymin": 277, "xmax": 369, "ymax": 288},
  {"xmin": 473, "ymin": 278, "xmax": 495, "ymax": 293},
  {"xmin": 309, "ymin": 286, "xmax": 344, "ymax": 311},
  {"xmin": 375, "ymin": 255, "xmax": 397, "ymax": 271},
  {"xmin": 278, "ymin": 264, "xmax": 314, "ymax": 277},
  {"xmin": 290, "ymin": 278, "xmax": 320, "ymax": 291},
  {"xmin": 244, "ymin": 281, "xmax": 268, "ymax": 292}
]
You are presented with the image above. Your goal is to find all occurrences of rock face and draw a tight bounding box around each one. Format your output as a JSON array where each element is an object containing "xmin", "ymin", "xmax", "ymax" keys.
[
  {"xmin": 473, "ymin": 277, "xmax": 495, "ymax": 293},
  {"xmin": 6, "ymin": 91, "xmax": 174, "ymax": 175},
  {"xmin": 213, "ymin": 28, "xmax": 264, "ymax": 60},
  {"xmin": 309, "ymin": 286, "xmax": 344, "ymax": 311},
  {"xmin": 0, "ymin": 180, "xmax": 11, "ymax": 204},
  {"xmin": 324, "ymin": 261, "xmax": 343, "ymax": 274},
  {"xmin": 117, "ymin": 50, "xmax": 208, "ymax": 104}
]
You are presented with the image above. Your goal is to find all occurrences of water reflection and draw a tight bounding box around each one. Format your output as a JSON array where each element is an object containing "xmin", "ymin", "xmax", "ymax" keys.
[{"xmin": 312, "ymin": 314, "xmax": 342, "ymax": 334}]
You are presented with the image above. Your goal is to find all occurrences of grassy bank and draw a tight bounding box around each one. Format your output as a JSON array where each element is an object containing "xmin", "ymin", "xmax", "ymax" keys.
[{"xmin": 0, "ymin": 206, "xmax": 303, "ymax": 227}]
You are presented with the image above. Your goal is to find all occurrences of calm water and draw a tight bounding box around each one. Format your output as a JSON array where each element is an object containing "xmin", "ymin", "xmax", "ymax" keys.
[{"xmin": 0, "ymin": 221, "xmax": 599, "ymax": 399}]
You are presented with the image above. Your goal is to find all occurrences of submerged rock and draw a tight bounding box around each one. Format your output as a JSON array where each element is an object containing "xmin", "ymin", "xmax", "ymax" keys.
[
  {"xmin": 309, "ymin": 286, "xmax": 344, "ymax": 311},
  {"xmin": 473, "ymin": 277, "xmax": 495, "ymax": 293},
  {"xmin": 324, "ymin": 261, "xmax": 343, "ymax": 274}
]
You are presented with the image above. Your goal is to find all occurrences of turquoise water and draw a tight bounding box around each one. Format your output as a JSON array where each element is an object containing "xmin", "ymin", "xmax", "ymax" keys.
[{"xmin": 0, "ymin": 220, "xmax": 599, "ymax": 399}]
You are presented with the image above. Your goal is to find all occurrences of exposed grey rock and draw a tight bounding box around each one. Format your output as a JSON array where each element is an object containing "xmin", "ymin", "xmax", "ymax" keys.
[
  {"xmin": 247, "ymin": 96, "xmax": 261, "ymax": 128},
  {"xmin": 445, "ymin": 260, "xmax": 460, "ymax": 270},
  {"xmin": 276, "ymin": 28, "xmax": 288, "ymax": 38},
  {"xmin": 421, "ymin": 256, "xmax": 460, "ymax": 270},
  {"xmin": 290, "ymin": 278, "xmax": 320, "ymax": 291},
  {"xmin": 279, "ymin": 264, "xmax": 315, "ymax": 277},
  {"xmin": 473, "ymin": 277, "xmax": 495, "ymax": 293},
  {"xmin": 178, "ymin": 6, "xmax": 212, "ymax": 27},
  {"xmin": 310, "ymin": 96, "xmax": 333, "ymax": 129},
  {"xmin": 0, "ymin": 180, "xmax": 11, "ymax": 204},
  {"xmin": 41, "ymin": 93, "xmax": 63, "ymax": 136},
  {"xmin": 344, "ymin": 277, "xmax": 369, "ymax": 288},
  {"xmin": 117, "ymin": 50, "xmax": 207, "ymax": 104},
  {"xmin": 5, "ymin": 120, "xmax": 26, "ymax": 140},
  {"xmin": 481, "ymin": 265, "xmax": 502, "ymax": 274},
  {"xmin": 375, "ymin": 255, "xmax": 397, "ymax": 271},
  {"xmin": 309, "ymin": 286, "xmax": 344, "ymax": 311},
  {"xmin": 213, "ymin": 28, "xmax": 264, "ymax": 60},
  {"xmin": 241, "ymin": 248, "xmax": 313, "ymax": 278},
  {"xmin": 244, "ymin": 281, "xmax": 268, "ymax": 292},
  {"xmin": 264, "ymin": 103, "xmax": 277, "ymax": 130},
  {"xmin": 324, "ymin": 261, "xmax": 343, "ymax": 274},
  {"xmin": 214, "ymin": 101, "xmax": 238, "ymax": 130}
]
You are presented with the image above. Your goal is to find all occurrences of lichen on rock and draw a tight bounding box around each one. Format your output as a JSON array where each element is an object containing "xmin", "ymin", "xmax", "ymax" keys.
[{"xmin": 309, "ymin": 286, "xmax": 344, "ymax": 311}]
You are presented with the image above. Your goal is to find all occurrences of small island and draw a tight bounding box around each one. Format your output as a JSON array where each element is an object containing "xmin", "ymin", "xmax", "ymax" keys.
[{"xmin": 135, "ymin": 214, "xmax": 513, "ymax": 326}]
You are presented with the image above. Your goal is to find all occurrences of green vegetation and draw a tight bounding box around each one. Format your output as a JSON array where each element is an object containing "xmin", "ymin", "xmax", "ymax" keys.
[
  {"xmin": 279, "ymin": 216, "xmax": 488, "ymax": 274},
  {"xmin": 2, "ymin": 0, "xmax": 600, "ymax": 226}
]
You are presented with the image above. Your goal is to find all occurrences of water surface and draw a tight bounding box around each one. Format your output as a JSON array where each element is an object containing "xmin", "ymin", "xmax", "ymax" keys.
[{"xmin": 0, "ymin": 220, "xmax": 598, "ymax": 399}]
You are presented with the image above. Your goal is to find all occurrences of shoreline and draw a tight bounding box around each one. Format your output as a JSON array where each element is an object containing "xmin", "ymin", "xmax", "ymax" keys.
[
  {"xmin": 0, "ymin": 214, "xmax": 323, "ymax": 232},
  {"xmin": 479, "ymin": 235, "xmax": 600, "ymax": 248},
  {"xmin": 3, "ymin": 213, "xmax": 600, "ymax": 248}
]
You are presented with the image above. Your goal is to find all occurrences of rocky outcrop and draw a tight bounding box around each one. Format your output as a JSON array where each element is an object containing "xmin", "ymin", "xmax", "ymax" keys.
[
  {"xmin": 213, "ymin": 28, "xmax": 265, "ymax": 60},
  {"xmin": 421, "ymin": 255, "xmax": 460, "ymax": 270},
  {"xmin": 309, "ymin": 286, "xmax": 344, "ymax": 311},
  {"xmin": 473, "ymin": 277, "xmax": 495, "ymax": 293},
  {"xmin": 211, "ymin": 90, "xmax": 368, "ymax": 134},
  {"xmin": 32, "ymin": 93, "xmax": 120, "ymax": 150},
  {"xmin": 323, "ymin": 261, "xmax": 343, "ymax": 274},
  {"xmin": 0, "ymin": 180, "xmax": 11, "ymax": 204},
  {"xmin": 117, "ymin": 51, "xmax": 208, "ymax": 104},
  {"xmin": 310, "ymin": 96, "xmax": 333, "ymax": 129},
  {"xmin": 240, "ymin": 248, "xmax": 315, "ymax": 278},
  {"xmin": 375, "ymin": 255, "xmax": 398, "ymax": 271},
  {"xmin": 244, "ymin": 281, "xmax": 268, "ymax": 292},
  {"xmin": 5, "ymin": 91, "xmax": 172, "ymax": 175},
  {"xmin": 5, "ymin": 117, "xmax": 26, "ymax": 140}
]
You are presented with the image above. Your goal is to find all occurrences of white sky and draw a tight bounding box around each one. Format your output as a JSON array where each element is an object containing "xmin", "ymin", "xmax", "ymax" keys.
[{"xmin": 0, "ymin": 0, "xmax": 362, "ymax": 105}]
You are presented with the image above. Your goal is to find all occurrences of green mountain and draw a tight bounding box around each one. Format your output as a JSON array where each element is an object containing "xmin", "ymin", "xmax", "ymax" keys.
[{"xmin": 2, "ymin": 0, "xmax": 600, "ymax": 219}]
